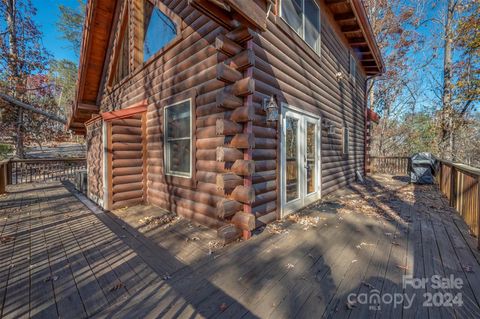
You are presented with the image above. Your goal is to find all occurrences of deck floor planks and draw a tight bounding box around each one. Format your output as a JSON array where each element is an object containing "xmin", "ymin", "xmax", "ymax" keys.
[
  {"xmin": 29, "ymin": 186, "xmax": 58, "ymax": 319},
  {"xmin": 372, "ymin": 201, "xmax": 412, "ymax": 319},
  {"xmin": 322, "ymin": 215, "xmax": 387, "ymax": 319},
  {"xmin": 2, "ymin": 177, "xmax": 480, "ymax": 318},
  {"xmin": 38, "ymin": 186, "xmax": 88, "ymax": 319},
  {"xmin": 1, "ymin": 189, "xmax": 33, "ymax": 319},
  {"xmin": 420, "ymin": 201, "xmax": 452, "ymax": 319},
  {"xmin": 293, "ymin": 212, "xmax": 394, "ymax": 319},
  {"xmin": 432, "ymin": 204, "xmax": 480, "ymax": 317},
  {"xmin": 402, "ymin": 197, "xmax": 428, "ymax": 319},
  {"xmin": 0, "ymin": 189, "xmax": 19, "ymax": 318},
  {"xmin": 345, "ymin": 202, "xmax": 404, "ymax": 319},
  {"xmin": 242, "ymin": 213, "xmax": 364, "ymax": 319}
]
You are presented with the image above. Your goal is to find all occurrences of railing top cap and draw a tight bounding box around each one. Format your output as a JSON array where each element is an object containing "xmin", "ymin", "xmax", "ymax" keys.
[
  {"xmin": 9, "ymin": 157, "xmax": 86, "ymax": 162},
  {"xmin": 439, "ymin": 159, "xmax": 480, "ymax": 177}
]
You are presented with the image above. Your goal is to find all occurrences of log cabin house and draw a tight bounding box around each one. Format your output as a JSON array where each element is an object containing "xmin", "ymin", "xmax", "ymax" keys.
[{"xmin": 67, "ymin": 0, "xmax": 383, "ymax": 240}]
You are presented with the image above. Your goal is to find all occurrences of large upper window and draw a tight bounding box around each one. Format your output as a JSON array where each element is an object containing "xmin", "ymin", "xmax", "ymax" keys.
[
  {"xmin": 164, "ymin": 99, "xmax": 192, "ymax": 177},
  {"xmin": 111, "ymin": 16, "xmax": 130, "ymax": 86},
  {"xmin": 281, "ymin": 0, "xmax": 320, "ymax": 53},
  {"xmin": 143, "ymin": 1, "xmax": 177, "ymax": 62}
]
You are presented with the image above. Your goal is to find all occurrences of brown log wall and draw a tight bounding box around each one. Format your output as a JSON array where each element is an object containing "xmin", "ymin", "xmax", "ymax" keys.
[
  {"xmin": 99, "ymin": 0, "xmax": 234, "ymax": 228},
  {"xmin": 95, "ymin": 0, "xmax": 368, "ymax": 228},
  {"xmin": 252, "ymin": 11, "xmax": 367, "ymax": 213}
]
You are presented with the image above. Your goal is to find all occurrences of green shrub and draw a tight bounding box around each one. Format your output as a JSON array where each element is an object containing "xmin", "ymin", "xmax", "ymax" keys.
[{"xmin": 0, "ymin": 144, "xmax": 13, "ymax": 160}]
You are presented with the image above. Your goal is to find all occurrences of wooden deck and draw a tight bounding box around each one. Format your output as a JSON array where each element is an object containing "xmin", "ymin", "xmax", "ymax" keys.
[{"xmin": 1, "ymin": 176, "xmax": 480, "ymax": 318}]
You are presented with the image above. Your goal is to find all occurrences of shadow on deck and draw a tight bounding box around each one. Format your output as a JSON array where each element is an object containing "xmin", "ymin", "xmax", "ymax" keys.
[{"xmin": 1, "ymin": 175, "xmax": 480, "ymax": 318}]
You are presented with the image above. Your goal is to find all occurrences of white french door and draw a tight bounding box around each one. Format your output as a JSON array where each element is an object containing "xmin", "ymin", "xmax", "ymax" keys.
[{"xmin": 280, "ymin": 105, "xmax": 321, "ymax": 217}]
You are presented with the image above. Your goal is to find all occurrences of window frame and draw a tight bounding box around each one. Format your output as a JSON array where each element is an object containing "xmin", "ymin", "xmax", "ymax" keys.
[
  {"xmin": 342, "ymin": 126, "xmax": 350, "ymax": 156},
  {"xmin": 349, "ymin": 52, "xmax": 357, "ymax": 84},
  {"xmin": 164, "ymin": 98, "xmax": 193, "ymax": 179},
  {"xmin": 279, "ymin": 0, "xmax": 321, "ymax": 55},
  {"xmin": 107, "ymin": 2, "xmax": 130, "ymax": 88},
  {"xmin": 140, "ymin": 0, "xmax": 181, "ymax": 65}
]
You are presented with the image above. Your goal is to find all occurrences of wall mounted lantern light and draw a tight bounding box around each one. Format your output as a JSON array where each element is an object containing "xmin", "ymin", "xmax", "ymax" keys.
[
  {"xmin": 263, "ymin": 95, "xmax": 279, "ymax": 122},
  {"xmin": 323, "ymin": 119, "xmax": 336, "ymax": 136}
]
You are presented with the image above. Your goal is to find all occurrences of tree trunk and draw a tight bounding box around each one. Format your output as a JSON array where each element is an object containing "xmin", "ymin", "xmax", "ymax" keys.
[
  {"xmin": 5, "ymin": 0, "xmax": 25, "ymax": 158},
  {"xmin": 441, "ymin": 0, "xmax": 455, "ymax": 160},
  {"xmin": 15, "ymin": 107, "xmax": 24, "ymax": 158}
]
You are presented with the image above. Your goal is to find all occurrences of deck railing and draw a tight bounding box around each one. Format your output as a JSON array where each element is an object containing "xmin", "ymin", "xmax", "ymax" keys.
[
  {"xmin": 0, "ymin": 158, "xmax": 86, "ymax": 194},
  {"xmin": 371, "ymin": 155, "xmax": 480, "ymax": 248},
  {"xmin": 370, "ymin": 156, "xmax": 411, "ymax": 175},
  {"xmin": 437, "ymin": 160, "xmax": 480, "ymax": 244}
]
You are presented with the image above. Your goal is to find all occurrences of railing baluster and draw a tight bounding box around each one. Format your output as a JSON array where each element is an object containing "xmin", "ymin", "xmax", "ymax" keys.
[{"xmin": 6, "ymin": 158, "xmax": 86, "ymax": 185}]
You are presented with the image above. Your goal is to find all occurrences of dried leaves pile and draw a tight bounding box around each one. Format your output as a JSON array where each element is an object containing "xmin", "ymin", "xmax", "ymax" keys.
[
  {"xmin": 287, "ymin": 214, "xmax": 320, "ymax": 230},
  {"xmin": 138, "ymin": 214, "xmax": 179, "ymax": 231}
]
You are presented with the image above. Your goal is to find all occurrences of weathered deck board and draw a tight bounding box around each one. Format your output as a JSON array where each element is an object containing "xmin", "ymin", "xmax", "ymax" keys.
[{"xmin": 1, "ymin": 176, "xmax": 480, "ymax": 318}]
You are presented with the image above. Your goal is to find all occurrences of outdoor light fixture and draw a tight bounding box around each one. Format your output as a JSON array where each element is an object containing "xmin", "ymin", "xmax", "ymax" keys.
[
  {"xmin": 335, "ymin": 72, "xmax": 345, "ymax": 82},
  {"xmin": 324, "ymin": 119, "xmax": 336, "ymax": 136},
  {"xmin": 263, "ymin": 95, "xmax": 279, "ymax": 122}
]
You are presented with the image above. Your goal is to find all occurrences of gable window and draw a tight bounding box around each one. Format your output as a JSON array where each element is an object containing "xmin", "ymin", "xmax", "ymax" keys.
[
  {"xmin": 349, "ymin": 53, "xmax": 357, "ymax": 83},
  {"xmin": 111, "ymin": 15, "xmax": 130, "ymax": 86},
  {"xmin": 143, "ymin": 1, "xmax": 177, "ymax": 62},
  {"xmin": 164, "ymin": 99, "xmax": 192, "ymax": 177},
  {"xmin": 281, "ymin": 0, "xmax": 321, "ymax": 53},
  {"xmin": 342, "ymin": 126, "xmax": 349, "ymax": 155}
]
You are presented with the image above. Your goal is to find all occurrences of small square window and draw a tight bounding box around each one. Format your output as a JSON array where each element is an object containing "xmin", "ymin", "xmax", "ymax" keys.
[
  {"xmin": 342, "ymin": 126, "xmax": 349, "ymax": 155},
  {"xmin": 164, "ymin": 99, "xmax": 192, "ymax": 177}
]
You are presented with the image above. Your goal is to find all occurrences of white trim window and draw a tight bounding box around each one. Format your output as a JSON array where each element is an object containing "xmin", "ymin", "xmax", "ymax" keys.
[
  {"xmin": 280, "ymin": 0, "xmax": 321, "ymax": 53},
  {"xmin": 164, "ymin": 99, "xmax": 192, "ymax": 177},
  {"xmin": 349, "ymin": 52, "xmax": 357, "ymax": 83},
  {"xmin": 342, "ymin": 126, "xmax": 350, "ymax": 155}
]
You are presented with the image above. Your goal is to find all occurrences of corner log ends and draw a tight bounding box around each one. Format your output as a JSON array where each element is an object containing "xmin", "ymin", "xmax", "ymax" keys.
[{"xmin": 210, "ymin": 27, "xmax": 257, "ymax": 237}]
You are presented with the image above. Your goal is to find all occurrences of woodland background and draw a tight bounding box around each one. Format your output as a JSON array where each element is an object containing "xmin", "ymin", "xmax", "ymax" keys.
[{"xmin": 0, "ymin": 0, "xmax": 479, "ymax": 165}]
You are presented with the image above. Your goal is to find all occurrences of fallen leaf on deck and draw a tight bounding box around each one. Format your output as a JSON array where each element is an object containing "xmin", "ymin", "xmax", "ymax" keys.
[
  {"xmin": 396, "ymin": 264, "xmax": 408, "ymax": 270},
  {"xmin": 219, "ymin": 303, "xmax": 228, "ymax": 312},
  {"xmin": 462, "ymin": 265, "xmax": 473, "ymax": 273},
  {"xmin": 44, "ymin": 276, "xmax": 58, "ymax": 282},
  {"xmin": 346, "ymin": 300, "xmax": 357, "ymax": 309},
  {"xmin": 1, "ymin": 236, "xmax": 15, "ymax": 243},
  {"xmin": 110, "ymin": 282, "xmax": 124, "ymax": 291},
  {"xmin": 362, "ymin": 281, "xmax": 375, "ymax": 289},
  {"xmin": 163, "ymin": 274, "xmax": 172, "ymax": 280}
]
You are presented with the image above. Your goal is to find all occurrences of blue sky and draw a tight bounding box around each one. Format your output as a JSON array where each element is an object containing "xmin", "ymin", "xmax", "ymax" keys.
[{"xmin": 31, "ymin": 0, "xmax": 80, "ymax": 63}]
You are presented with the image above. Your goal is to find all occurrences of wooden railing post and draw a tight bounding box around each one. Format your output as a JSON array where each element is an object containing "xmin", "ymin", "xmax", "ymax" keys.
[
  {"xmin": 6, "ymin": 161, "xmax": 11, "ymax": 185},
  {"xmin": 477, "ymin": 176, "xmax": 480, "ymax": 250},
  {"xmin": 0, "ymin": 162, "xmax": 6, "ymax": 195},
  {"xmin": 450, "ymin": 165, "xmax": 456, "ymax": 207}
]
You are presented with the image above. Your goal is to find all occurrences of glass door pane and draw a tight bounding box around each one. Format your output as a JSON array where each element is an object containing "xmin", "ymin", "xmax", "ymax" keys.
[
  {"xmin": 306, "ymin": 121, "xmax": 316, "ymax": 194},
  {"xmin": 285, "ymin": 117, "xmax": 299, "ymax": 202}
]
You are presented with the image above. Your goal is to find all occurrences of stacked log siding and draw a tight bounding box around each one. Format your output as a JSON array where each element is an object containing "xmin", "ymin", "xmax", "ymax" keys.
[
  {"xmin": 83, "ymin": 0, "xmax": 374, "ymax": 230},
  {"xmin": 111, "ymin": 114, "xmax": 145, "ymax": 209},
  {"xmin": 99, "ymin": 0, "xmax": 233, "ymax": 228},
  {"xmin": 252, "ymin": 13, "xmax": 366, "ymax": 203}
]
